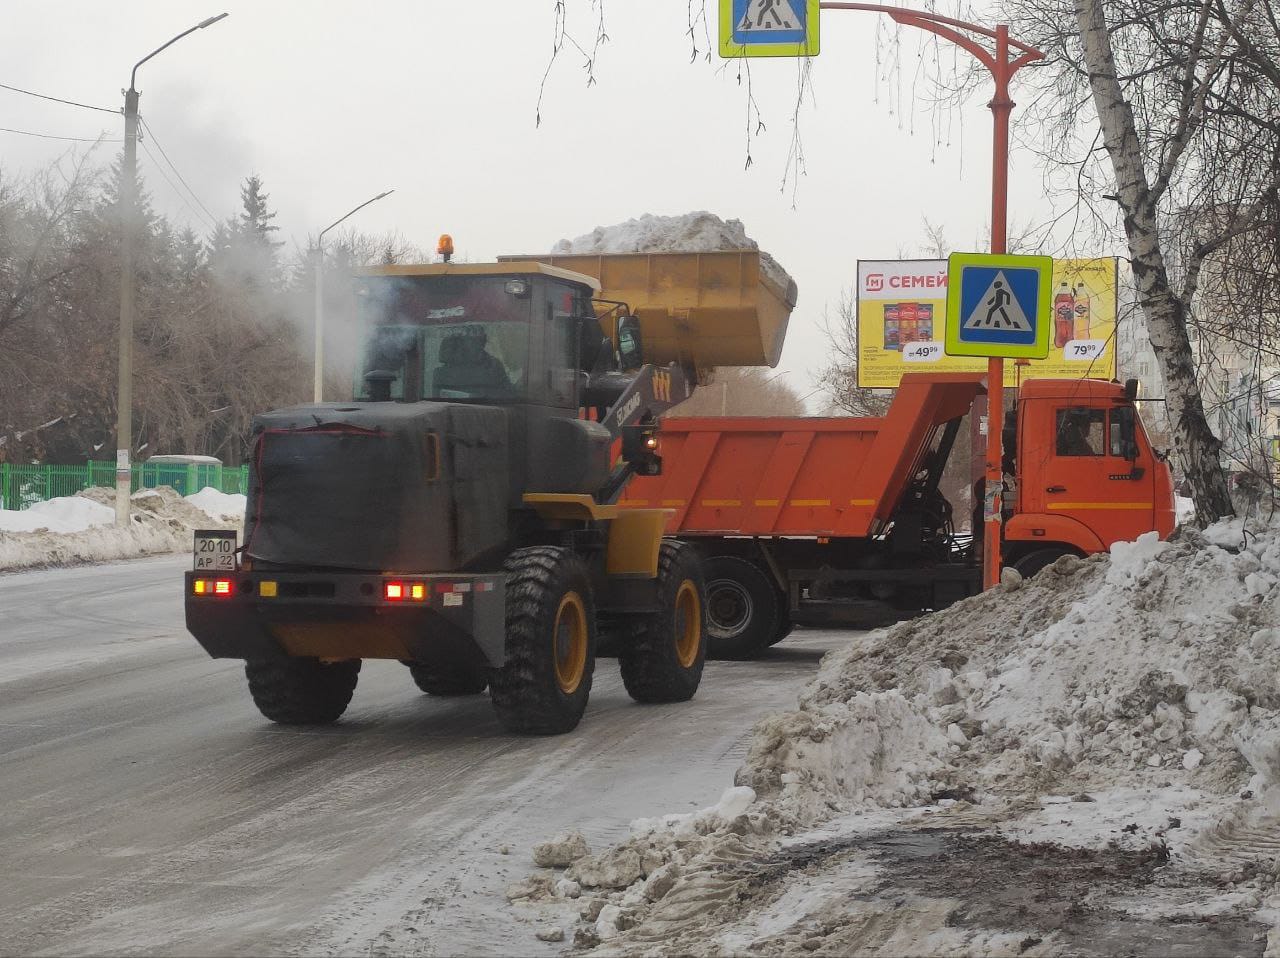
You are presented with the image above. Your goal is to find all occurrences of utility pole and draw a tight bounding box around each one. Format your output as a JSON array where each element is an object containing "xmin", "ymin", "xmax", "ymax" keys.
[
  {"xmin": 115, "ymin": 13, "xmax": 229, "ymax": 526},
  {"xmin": 115, "ymin": 87, "xmax": 139, "ymax": 526},
  {"xmin": 313, "ymin": 190, "xmax": 395, "ymax": 403}
]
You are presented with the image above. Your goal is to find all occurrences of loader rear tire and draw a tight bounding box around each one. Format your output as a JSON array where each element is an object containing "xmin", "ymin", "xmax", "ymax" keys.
[
  {"xmin": 407, "ymin": 662, "xmax": 488, "ymax": 696},
  {"xmin": 245, "ymin": 657, "xmax": 360, "ymax": 725},
  {"xmin": 704, "ymin": 555, "xmax": 779, "ymax": 659},
  {"xmin": 489, "ymin": 546, "xmax": 597, "ymax": 735},
  {"xmin": 619, "ymin": 541, "xmax": 707, "ymax": 703}
]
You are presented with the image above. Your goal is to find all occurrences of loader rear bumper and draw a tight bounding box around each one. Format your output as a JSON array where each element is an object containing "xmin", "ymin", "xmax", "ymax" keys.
[{"xmin": 184, "ymin": 570, "xmax": 506, "ymax": 668}]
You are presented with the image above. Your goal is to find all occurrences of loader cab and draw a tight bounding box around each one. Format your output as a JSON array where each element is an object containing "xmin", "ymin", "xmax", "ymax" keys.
[{"xmin": 353, "ymin": 263, "xmax": 603, "ymax": 410}]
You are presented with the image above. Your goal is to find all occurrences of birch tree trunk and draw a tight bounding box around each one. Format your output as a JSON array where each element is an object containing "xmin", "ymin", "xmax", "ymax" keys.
[{"xmin": 1076, "ymin": 0, "xmax": 1234, "ymax": 525}]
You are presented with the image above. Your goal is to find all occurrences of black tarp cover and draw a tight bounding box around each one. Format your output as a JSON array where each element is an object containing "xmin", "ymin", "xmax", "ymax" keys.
[{"xmin": 245, "ymin": 402, "xmax": 509, "ymax": 572}]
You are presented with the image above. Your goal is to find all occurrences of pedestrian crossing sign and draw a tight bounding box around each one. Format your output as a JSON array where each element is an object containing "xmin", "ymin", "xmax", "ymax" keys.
[
  {"xmin": 944, "ymin": 252, "xmax": 1053, "ymax": 359},
  {"xmin": 719, "ymin": 0, "xmax": 820, "ymax": 58}
]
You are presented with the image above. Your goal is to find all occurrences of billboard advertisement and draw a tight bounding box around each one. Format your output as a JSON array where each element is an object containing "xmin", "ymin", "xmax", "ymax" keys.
[{"xmin": 856, "ymin": 258, "xmax": 1118, "ymax": 387}]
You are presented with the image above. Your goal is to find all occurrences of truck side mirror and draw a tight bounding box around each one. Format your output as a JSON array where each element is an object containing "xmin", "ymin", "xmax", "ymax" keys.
[
  {"xmin": 1113, "ymin": 405, "xmax": 1139, "ymax": 460},
  {"xmin": 617, "ymin": 316, "xmax": 643, "ymax": 372}
]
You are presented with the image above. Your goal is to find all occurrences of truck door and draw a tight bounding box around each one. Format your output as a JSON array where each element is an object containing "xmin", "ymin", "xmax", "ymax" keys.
[{"xmin": 1034, "ymin": 404, "xmax": 1155, "ymax": 547}]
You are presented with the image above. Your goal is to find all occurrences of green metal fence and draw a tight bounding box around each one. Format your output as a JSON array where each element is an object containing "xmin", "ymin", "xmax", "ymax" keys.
[{"xmin": 0, "ymin": 461, "xmax": 249, "ymax": 511}]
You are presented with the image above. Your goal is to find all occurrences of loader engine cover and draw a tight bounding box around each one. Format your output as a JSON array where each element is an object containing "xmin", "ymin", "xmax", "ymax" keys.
[{"xmin": 244, "ymin": 402, "xmax": 508, "ymax": 572}]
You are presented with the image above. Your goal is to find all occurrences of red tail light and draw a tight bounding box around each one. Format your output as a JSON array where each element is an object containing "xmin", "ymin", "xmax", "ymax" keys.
[
  {"xmin": 213, "ymin": 579, "xmax": 233, "ymax": 596},
  {"xmin": 384, "ymin": 581, "xmax": 405, "ymax": 601}
]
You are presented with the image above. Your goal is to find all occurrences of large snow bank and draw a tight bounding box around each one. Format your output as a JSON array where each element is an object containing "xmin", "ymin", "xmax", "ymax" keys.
[
  {"xmin": 0, "ymin": 486, "xmax": 244, "ymax": 571},
  {"xmin": 514, "ymin": 522, "xmax": 1280, "ymax": 953},
  {"xmin": 552, "ymin": 211, "xmax": 794, "ymax": 293},
  {"xmin": 738, "ymin": 525, "xmax": 1278, "ymax": 819}
]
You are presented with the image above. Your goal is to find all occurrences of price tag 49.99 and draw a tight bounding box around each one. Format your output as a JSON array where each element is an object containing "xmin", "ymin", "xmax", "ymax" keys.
[{"xmin": 902, "ymin": 341, "xmax": 944, "ymax": 363}]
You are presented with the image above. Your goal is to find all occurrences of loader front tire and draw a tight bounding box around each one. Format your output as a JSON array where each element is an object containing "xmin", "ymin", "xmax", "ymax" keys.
[
  {"xmin": 490, "ymin": 546, "xmax": 597, "ymax": 735},
  {"xmin": 619, "ymin": 541, "xmax": 707, "ymax": 703},
  {"xmin": 703, "ymin": 555, "xmax": 780, "ymax": 659},
  {"xmin": 408, "ymin": 662, "xmax": 488, "ymax": 696},
  {"xmin": 245, "ymin": 657, "xmax": 360, "ymax": 725}
]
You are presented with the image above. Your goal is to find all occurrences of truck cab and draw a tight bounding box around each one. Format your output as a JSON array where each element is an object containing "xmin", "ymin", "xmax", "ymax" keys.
[{"xmin": 1005, "ymin": 378, "xmax": 1175, "ymax": 572}]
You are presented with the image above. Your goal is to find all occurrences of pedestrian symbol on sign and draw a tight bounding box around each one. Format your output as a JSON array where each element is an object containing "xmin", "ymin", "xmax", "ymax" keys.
[
  {"xmin": 739, "ymin": 0, "xmax": 800, "ymax": 31},
  {"xmin": 965, "ymin": 271, "xmax": 1033, "ymax": 332}
]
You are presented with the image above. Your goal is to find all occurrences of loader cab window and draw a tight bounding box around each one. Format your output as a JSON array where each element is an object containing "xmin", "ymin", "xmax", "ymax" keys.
[
  {"xmin": 355, "ymin": 276, "xmax": 531, "ymax": 403},
  {"xmin": 543, "ymin": 283, "xmax": 584, "ymax": 407},
  {"xmin": 1055, "ymin": 408, "xmax": 1106, "ymax": 456}
]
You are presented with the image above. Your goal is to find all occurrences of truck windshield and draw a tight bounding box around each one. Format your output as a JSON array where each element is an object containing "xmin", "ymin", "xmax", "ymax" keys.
[{"xmin": 355, "ymin": 276, "xmax": 530, "ymax": 402}]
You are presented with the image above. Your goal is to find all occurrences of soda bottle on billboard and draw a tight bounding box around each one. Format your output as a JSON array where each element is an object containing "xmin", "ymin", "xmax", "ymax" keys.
[
  {"xmin": 917, "ymin": 303, "xmax": 934, "ymax": 341},
  {"xmin": 883, "ymin": 303, "xmax": 900, "ymax": 350},
  {"xmin": 1054, "ymin": 282, "xmax": 1075, "ymax": 348},
  {"xmin": 899, "ymin": 301, "xmax": 918, "ymax": 343},
  {"xmin": 1073, "ymin": 285, "xmax": 1091, "ymax": 339}
]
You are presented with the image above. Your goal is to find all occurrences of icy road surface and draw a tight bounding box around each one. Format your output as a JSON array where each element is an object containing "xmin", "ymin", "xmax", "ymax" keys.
[{"xmin": 0, "ymin": 556, "xmax": 847, "ymax": 956}]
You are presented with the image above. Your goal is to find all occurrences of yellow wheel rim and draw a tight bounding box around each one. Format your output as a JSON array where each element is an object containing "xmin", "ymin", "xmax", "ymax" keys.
[
  {"xmin": 674, "ymin": 580, "xmax": 702, "ymax": 669},
  {"xmin": 553, "ymin": 591, "xmax": 588, "ymax": 695}
]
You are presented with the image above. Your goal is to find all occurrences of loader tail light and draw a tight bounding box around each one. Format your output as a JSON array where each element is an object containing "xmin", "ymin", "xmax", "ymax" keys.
[
  {"xmin": 384, "ymin": 581, "xmax": 405, "ymax": 601},
  {"xmin": 192, "ymin": 578, "xmax": 233, "ymax": 597}
]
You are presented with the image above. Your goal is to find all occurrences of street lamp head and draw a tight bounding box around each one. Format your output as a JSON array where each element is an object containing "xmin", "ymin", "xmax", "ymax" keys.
[
  {"xmin": 198, "ymin": 13, "xmax": 230, "ymax": 28},
  {"xmin": 375, "ymin": 190, "xmax": 395, "ymax": 201}
]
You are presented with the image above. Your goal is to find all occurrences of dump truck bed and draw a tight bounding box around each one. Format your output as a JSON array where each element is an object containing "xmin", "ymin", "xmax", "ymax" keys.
[
  {"xmin": 500, "ymin": 251, "xmax": 796, "ymax": 369},
  {"xmin": 620, "ymin": 374, "xmax": 984, "ymax": 537}
]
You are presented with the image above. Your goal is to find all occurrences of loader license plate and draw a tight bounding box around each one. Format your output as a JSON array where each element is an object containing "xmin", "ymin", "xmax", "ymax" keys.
[{"xmin": 194, "ymin": 530, "xmax": 237, "ymax": 572}]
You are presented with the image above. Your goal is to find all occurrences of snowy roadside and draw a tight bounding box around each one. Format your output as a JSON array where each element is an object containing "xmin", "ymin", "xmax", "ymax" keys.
[
  {"xmin": 507, "ymin": 521, "xmax": 1280, "ymax": 956},
  {"xmin": 0, "ymin": 486, "xmax": 245, "ymax": 572}
]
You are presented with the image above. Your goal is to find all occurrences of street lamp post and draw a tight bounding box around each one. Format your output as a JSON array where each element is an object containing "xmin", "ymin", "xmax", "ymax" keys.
[
  {"xmin": 313, "ymin": 190, "xmax": 395, "ymax": 403},
  {"xmin": 820, "ymin": 3, "xmax": 1043, "ymax": 588},
  {"xmin": 115, "ymin": 12, "xmax": 229, "ymax": 527}
]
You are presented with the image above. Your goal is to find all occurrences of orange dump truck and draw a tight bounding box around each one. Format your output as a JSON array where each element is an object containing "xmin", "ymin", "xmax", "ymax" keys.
[{"xmin": 621, "ymin": 372, "xmax": 1175, "ymax": 657}]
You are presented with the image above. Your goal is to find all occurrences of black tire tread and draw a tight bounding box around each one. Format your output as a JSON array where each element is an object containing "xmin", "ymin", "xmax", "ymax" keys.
[
  {"xmin": 408, "ymin": 662, "xmax": 488, "ymax": 696},
  {"xmin": 619, "ymin": 541, "xmax": 707, "ymax": 703},
  {"xmin": 489, "ymin": 546, "xmax": 596, "ymax": 735},
  {"xmin": 245, "ymin": 658, "xmax": 360, "ymax": 725},
  {"xmin": 1012, "ymin": 547, "xmax": 1075, "ymax": 579},
  {"xmin": 704, "ymin": 555, "xmax": 780, "ymax": 660}
]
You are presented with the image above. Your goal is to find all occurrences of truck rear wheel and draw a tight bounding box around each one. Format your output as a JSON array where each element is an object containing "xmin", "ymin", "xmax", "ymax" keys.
[
  {"xmin": 1012, "ymin": 547, "xmax": 1076, "ymax": 579},
  {"xmin": 407, "ymin": 662, "xmax": 488, "ymax": 696},
  {"xmin": 704, "ymin": 555, "xmax": 780, "ymax": 659},
  {"xmin": 489, "ymin": 546, "xmax": 597, "ymax": 735},
  {"xmin": 619, "ymin": 541, "xmax": 708, "ymax": 703},
  {"xmin": 245, "ymin": 657, "xmax": 361, "ymax": 725}
]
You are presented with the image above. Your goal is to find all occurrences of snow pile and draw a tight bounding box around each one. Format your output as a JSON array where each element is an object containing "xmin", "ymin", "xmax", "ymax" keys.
[
  {"xmin": 740, "ymin": 524, "xmax": 1280, "ymax": 822},
  {"xmin": 185, "ymin": 486, "xmax": 247, "ymax": 522},
  {"xmin": 512, "ymin": 523, "xmax": 1280, "ymax": 953},
  {"xmin": 0, "ymin": 495, "xmax": 114, "ymax": 535},
  {"xmin": 552, "ymin": 211, "xmax": 794, "ymax": 294},
  {"xmin": 0, "ymin": 486, "xmax": 245, "ymax": 571}
]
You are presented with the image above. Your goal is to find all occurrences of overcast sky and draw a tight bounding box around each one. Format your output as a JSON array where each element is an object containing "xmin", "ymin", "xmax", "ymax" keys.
[{"xmin": 2, "ymin": 1, "xmax": 1089, "ymax": 403}]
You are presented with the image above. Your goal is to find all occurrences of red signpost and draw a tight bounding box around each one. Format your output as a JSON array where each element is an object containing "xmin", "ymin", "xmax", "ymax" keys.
[{"xmin": 819, "ymin": 3, "xmax": 1044, "ymax": 588}]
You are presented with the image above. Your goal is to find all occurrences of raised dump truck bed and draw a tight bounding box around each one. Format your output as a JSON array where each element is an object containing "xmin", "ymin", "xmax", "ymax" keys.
[
  {"xmin": 500, "ymin": 251, "xmax": 796, "ymax": 369},
  {"xmin": 620, "ymin": 375, "xmax": 983, "ymax": 537}
]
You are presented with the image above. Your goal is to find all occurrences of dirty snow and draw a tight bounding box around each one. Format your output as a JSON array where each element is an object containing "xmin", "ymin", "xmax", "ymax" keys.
[
  {"xmin": 511, "ymin": 519, "xmax": 1280, "ymax": 955},
  {"xmin": 552, "ymin": 211, "xmax": 794, "ymax": 295},
  {"xmin": 0, "ymin": 486, "xmax": 245, "ymax": 571}
]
